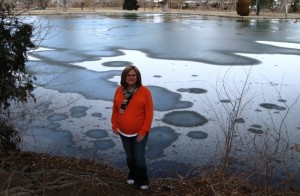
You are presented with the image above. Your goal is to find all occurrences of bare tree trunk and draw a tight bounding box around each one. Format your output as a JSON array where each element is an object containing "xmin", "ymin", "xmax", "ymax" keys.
[
  {"xmin": 255, "ymin": 0, "xmax": 260, "ymax": 15},
  {"xmin": 63, "ymin": 0, "xmax": 67, "ymax": 12},
  {"xmin": 179, "ymin": 0, "xmax": 183, "ymax": 10},
  {"xmin": 0, "ymin": 0, "xmax": 4, "ymax": 16},
  {"xmin": 162, "ymin": 0, "xmax": 169, "ymax": 12}
]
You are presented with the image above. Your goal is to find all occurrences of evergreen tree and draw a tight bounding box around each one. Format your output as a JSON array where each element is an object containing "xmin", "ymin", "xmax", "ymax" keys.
[
  {"xmin": 0, "ymin": 7, "xmax": 36, "ymax": 110},
  {"xmin": 123, "ymin": 0, "xmax": 140, "ymax": 10}
]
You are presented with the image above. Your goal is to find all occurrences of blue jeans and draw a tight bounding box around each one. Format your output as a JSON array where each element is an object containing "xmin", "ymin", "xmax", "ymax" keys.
[{"xmin": 119, "ymin": 134, "xmax": 148, "ymax": 186}]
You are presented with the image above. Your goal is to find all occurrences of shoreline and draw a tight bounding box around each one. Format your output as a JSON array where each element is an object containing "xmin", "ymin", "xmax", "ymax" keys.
[
  {"xmin": 1, "ymin": 150, "xmax": 299, "ymax": 195},
  {"xmin": 25, "ymin": 7, "xmax": 300, "ymax": 20}
]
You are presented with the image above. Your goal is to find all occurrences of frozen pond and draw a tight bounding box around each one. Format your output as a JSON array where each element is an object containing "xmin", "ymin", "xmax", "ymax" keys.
[{"xmin": 13, "ymin": 14, "xmax": 300, "ymax": 181}]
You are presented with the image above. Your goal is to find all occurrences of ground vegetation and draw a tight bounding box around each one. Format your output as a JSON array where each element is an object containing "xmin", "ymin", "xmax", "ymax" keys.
[{"xmin": 1, "ymin": 151, "xmax": 300, "ymax": 195}]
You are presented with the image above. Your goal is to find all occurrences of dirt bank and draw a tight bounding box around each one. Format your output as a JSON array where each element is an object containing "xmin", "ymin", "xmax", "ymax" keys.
[{"xmin": 1, "ymin": 151, "xmax": 299, "ymax": 195}]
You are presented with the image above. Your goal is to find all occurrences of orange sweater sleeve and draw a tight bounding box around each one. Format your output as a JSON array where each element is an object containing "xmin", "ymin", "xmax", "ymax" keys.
[
  {"xmin": 111, "ymin": 86, "xmax": 122, "ymax": 132},
  {"xmin": 111, "ymin": 86, "xmax": 154, "ymax": 136},
  {"xmin": 140, "ymin": 87, "xmax": 154, "ymax": 135}
]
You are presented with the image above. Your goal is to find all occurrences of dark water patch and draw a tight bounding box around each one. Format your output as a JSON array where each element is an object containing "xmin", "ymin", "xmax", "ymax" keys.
[
  {"xmin": 86, "ymin": 129, "xmax": 108, "ymax": 139},
  {"xmin": 94, "ymin": 139, "xmax": 115, "ymax": 150},
  {"xmin": 188, "ymin": 88, "xmax": 207, "ymax": 94},
  {"xmin": 235, "ymin": 118, "xmax": 245, "ymax": 123},
  {"xmin": 34, "ymin": 101, "xmax": 52, "ymax": 110},
  {"xmin": 149, "ymin": 86, "xmax": 193, "ymax": 111},
  {"xmin": 32, "ymin": 50, "xmax": 85, "ymax": 63},
  {"xmin": 102, "ymin": 61, "xmax": 131, "ymax": 67},
  {"xmin": 91, "ymin": 113, "xmax": 102, "ymax": 118},
  {"xmin": 23, "ymin": 126, "xmax": 74, "ymax": 155},
  {"xmin": 220, "ymin": 99, "xmax": 231, "ymax": 103},
  {"xmin": 255, "ymin": 109, "xmax": 262, "ymax": 112},
  {"xmin": 162, "ymin": 111, "xmax": 208, "ymax": 127},
  {"xmin": 153, "ymin": 75, "xmax": 162, "ymax": 78},
  {"xmin": 149, "ymin": 160, "xmax": 199, "ymax": 178},
  {"xmin": 28, "ymin": 63, "xmax": 121, "ymax": 101},
  {"xmin": 122, "ymin": 13, "xmax": 139, "ymax": 19},
  {"xmin": 277, "ymin": 99, "xmax": 286, "ymax": 103},
  {"xmin": 187, "ymin": 131, "xmax": 208, "ymax": 139},
  {"xmin": 259, "ymin": 103, "xmax": 286, "ymax": 111},
  {"xmin": 177, "ymin": 88, "xmax": 207, "ymax": 94},
  {"xmin": 47, "ymin": 113, "xmax": 69, "ymax": 121},
  {"xmin": 251, "ymin": 124, "xmax": 262, "ymax": 129},
  {"xmin": 46, "ymin": 123, "xmax": 61, "ymax": 130},
  {"xmin": 70, "ymin": 106, "xmax": 89, "ymax": 118},
  {"xmin": 73, "ymin": 148, "xmax": 97, "ymax": 160},
  {"xmin": 248, "ymin": 128, "xmax": 263, "ymax": 134},
  {"xmin": 177, "ymin": 88, "xmax": 188, "ymax": 93},
  {"xmin": 146, "ymin": 126, "xmax": 179, "ymax": 159}
]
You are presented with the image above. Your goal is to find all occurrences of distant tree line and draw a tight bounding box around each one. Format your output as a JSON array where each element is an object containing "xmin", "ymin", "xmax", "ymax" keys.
[{"xmin": 1, "ymin": 0, "xmax": 299, "ymax": 12}]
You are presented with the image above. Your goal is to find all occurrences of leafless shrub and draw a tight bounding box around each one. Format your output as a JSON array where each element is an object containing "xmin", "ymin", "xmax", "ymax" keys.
[{"xmin": 203, "ymin": 65, "xmax": 300, "ymax": 188}]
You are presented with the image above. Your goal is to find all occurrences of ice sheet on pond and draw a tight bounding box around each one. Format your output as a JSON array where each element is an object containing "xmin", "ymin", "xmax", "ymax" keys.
[{"xmin": 20, "ymin": 15, "xmax": 300, "ymax": 180}]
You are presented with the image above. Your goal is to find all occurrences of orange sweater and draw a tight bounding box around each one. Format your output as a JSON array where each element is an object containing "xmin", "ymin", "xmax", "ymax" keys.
[{"xmin": 111, "ymin": 85, "xmax": 154, "ymax": 136}]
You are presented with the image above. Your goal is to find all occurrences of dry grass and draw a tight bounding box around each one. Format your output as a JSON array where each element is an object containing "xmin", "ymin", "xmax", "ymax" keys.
[{"xmin": 0, "ymin": 151, "xmax": 299, "ymax": 195}]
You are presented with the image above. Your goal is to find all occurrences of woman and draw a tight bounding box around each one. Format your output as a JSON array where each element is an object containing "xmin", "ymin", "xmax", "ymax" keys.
[{"xmin": 111, "ymin": 65, "xmax": 154, "ymax": 190}]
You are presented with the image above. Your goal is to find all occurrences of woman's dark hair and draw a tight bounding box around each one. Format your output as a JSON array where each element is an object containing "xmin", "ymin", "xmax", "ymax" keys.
[{"xmin": 120, "ymin": 65, "xmax": 142, "ymax": 88}]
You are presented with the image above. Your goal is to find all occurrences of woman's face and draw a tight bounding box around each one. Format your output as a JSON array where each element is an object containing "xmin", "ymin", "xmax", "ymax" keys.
[{"xmin": 126, "ymin": 69, "xmax": 137, "ymax": 87}]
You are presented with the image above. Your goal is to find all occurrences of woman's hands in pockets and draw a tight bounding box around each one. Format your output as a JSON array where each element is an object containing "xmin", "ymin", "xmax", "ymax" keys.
[
  {"xmin": 113, "ymin": 129, "xmax": 119, "ymax": 136},
  {"xmin": 136, "ymin": 134, "xmax": 145, "ymax": 142}
]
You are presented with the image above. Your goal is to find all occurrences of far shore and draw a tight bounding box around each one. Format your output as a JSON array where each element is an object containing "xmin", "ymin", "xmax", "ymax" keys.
[{"xmin": 24, "ymin": 7, "xmax": 300, "ymax": 20}]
